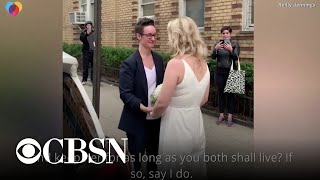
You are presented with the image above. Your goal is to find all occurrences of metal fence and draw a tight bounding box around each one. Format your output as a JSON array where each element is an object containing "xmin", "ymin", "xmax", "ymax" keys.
[
  {"xmin": 203, "ymin": 86, "xmax": 254, "ymax": 122},
  {"xmin": 98, "ymin": 65, "xmax": 254, "ymax": 124},
  {"xmin": 77, "ymin": 59, "xmax": 253, "ymax": 124},
  {"xmin": 101, "ymin": 65, "xmax": 120, "ymax": 84}
]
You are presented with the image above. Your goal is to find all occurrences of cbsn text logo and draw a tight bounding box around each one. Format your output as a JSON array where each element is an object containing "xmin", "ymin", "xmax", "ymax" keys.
[{"xmin": 16, "ymin": 138, "xmax": 128, "ymax": 164}]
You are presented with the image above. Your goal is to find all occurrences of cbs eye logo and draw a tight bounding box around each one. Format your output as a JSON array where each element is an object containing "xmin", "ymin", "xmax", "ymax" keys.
[
  {"xmin": 5, "ymin": 1, "xmax": 23, "ymax": 16},
  {"xmin": 16, "ymin": 138, "xmax": 42, "ymax": 164}
]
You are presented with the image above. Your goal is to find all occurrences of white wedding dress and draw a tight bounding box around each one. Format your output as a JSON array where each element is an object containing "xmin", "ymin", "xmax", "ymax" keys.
[{"xmin": 158, "ymin": 59, "xmax": 210, "ymax": 179}]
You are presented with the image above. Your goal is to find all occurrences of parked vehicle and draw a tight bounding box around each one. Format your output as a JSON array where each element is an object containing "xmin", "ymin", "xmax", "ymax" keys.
[{"xmin": 63, "ymin": 51, "xmax": 132, "ymax": 179}]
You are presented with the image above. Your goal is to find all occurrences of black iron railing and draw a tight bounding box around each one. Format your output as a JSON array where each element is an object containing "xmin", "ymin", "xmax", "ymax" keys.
[{"xmin": 77, "ymin": 60, "xmax": 253, "ymax": 124}]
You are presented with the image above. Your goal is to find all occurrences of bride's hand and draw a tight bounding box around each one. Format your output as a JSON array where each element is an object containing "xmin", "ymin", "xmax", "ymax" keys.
[
  {"xmin": 150, "ymin": 111, "xmax": 160, "ymax": 119},
  {"xmin": 146, "ymin": 107, "xmax": 154, "ymax": 113}
]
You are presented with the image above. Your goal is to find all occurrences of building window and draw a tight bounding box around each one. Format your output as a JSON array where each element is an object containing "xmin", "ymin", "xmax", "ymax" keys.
[
  {"xmin": 80, "ymin": 0, "xmax": 95, "ymax": 22},
  {"xmin": 139, "ymin": 0, "xmax": 155, "ymax": 17},
  {"xmin": 243, "ymin": 0, "xmax": 254, "ymax": 31},
  {"xmin": 179, "ymin": 0, "xmax": 204, "ymax": 29}
]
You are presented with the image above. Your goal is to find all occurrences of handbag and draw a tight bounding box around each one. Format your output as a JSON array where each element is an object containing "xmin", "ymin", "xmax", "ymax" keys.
[{"xmin": 224, "ymin": 56, "xmax": 245, "ymax": 94}]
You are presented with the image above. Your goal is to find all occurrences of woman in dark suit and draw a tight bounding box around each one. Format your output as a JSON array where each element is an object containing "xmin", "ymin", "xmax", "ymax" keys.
[
  {"xmin": 212, "ymin": 26, "xmax": 240, "ymax": 127},
  {"xmin": 118, "ymin": 17, "xmax": 164, "ymax": 175}
]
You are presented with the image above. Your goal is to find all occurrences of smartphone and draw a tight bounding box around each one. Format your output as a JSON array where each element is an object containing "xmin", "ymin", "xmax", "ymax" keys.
[{"xmin": 219, "ymin": 39, "xmax": 224, "ymax": 44}]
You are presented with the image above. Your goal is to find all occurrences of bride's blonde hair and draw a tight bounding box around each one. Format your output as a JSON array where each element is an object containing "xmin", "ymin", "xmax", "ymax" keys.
[{"xmin": 167, "ymin": 16, "xmax": 208, "ymax": 61}]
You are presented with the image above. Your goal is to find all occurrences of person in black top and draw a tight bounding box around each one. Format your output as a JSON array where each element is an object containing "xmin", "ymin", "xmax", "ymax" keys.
[
  {"xmin": 211, "ymin": 26, "xmax": 240, "ymax": 127},
  {"xmin": 80, "ymin": 21, "xmax": 95, "ymax": 85}
]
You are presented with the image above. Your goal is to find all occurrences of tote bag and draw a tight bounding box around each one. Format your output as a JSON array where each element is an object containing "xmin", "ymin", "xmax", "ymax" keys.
[{"xmin": 223, "ymin": 56, "xmax": 245, "ymax": 94}]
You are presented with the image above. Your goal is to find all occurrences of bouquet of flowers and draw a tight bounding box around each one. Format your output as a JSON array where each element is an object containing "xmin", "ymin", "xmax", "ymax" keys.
[{"xmin": 150, "ymin": 84, "xmax": 163, "ymax": 104}]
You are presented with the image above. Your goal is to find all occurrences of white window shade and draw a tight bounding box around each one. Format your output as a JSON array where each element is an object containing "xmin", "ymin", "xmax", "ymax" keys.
[
  {"xmin": 179, "ymin": 0, "xmax": 204, "ymax": 28},
  {"xmin": 242, "ymin": 0, "xmax": 254, "ymax": 31},
  {"xmin": 186, "ymin": 0, "xmax": 204, "ymax": 27},
  {"xmin": 80, "ymin": 0, "xmax": 95, "ymax": 22},
  {"xmin": 81, "ymin": 0, "xmax": 87, "ymax": 4},
  {"xmin": 139, "ymin": 0, "xmax": 155, "ymax": 17},
  {"xmin": 142, "ymin": 4, "xmax": 155, "ymax": 16},
  {"xmin": 142, "ymin": 0, "xmax": 154, "ymax": 3}
]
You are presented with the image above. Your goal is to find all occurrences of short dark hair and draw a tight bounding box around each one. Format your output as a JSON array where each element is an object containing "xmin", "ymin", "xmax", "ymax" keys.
[
  {"xmin": 220, "ymin": 26, "xmax": 232, "ymax": 33},
  {"xmin": 84, "ymin": 21, "xmax": 93, "ymax": 28},
  {"xmin": 85, "ymin": 21, "xmax": 93, "ymax": 26},
  {"xmin": 135, "ymin": 17, "xmax": 155, "ymax": 35}
]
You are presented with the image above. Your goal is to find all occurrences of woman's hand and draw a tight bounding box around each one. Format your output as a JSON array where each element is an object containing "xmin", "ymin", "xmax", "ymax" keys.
[
  {"xmin": 149, "ymin": 111, "xmax": 160, "ymax": 119},
  {"xmin": 224, "ymin": 43, "xmax": 233, "ymax": 52},
  {"xmin": 140, "ymin": 104, "xmax": 153, "ymax": 113},
  {"xmin": 215, "ymin": 42, "xmax": 224, "ymax": 50}
]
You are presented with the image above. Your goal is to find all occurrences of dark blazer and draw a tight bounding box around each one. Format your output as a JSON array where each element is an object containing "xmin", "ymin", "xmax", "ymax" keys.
[{"xmin": 118, "ymin": 50, "xmax": 165, "ymax": 135}]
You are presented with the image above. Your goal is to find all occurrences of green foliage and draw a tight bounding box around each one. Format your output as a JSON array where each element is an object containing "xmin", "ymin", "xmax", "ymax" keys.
[
  {"xmin": 207, "ymin": 59, "xmax": 217, "ymax": 73},
  {"xmin": 240, "ymin": 61, "xmax": 254, "ymax": 91},
  {"xmin": 63, "ymin": 43, "xmax": 82, "ymax": 59},
  {"xmin": 62, "ymin": 43, "xmax": 253, "ymax": 94},
  {"xmin": 101, "ymin": 47, "xmax": 135, "ymax": 68},
  {"xmin": 156, "ymin": 51, "xmax": 171, "ymax": 66}
]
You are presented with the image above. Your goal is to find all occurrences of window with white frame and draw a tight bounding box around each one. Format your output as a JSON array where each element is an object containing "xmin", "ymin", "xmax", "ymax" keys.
[
  {"xmin": 243, "ymin": 0, "xmax": 254, "ymax": 31},
  {"xmin": 139, "ymin": 0, "xmax": 155, "ymax": 17},
  {"xmin": 80, "ymin": 0, "xmax": 95, "ymax": 22},
  {"xmin": 179, "ymin": 0, "xmax": 204, "ymax": 29}
]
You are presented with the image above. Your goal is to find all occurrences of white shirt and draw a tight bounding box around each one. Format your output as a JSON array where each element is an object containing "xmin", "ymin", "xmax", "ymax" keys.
[{"xmin": 144, "ymin": 66, "xmax": 157, "ymax": 120}]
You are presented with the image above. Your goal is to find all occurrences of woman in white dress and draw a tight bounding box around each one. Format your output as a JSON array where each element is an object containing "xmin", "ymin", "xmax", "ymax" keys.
[{"xmin": 150, "ymin": 17, "xmax": 210, "ymax": 179}]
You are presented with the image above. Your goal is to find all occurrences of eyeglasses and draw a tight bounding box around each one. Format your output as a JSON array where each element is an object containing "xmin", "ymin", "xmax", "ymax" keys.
[{"xmin": 141, "ymin": 33, "xmax": 157, "ymax": 39}]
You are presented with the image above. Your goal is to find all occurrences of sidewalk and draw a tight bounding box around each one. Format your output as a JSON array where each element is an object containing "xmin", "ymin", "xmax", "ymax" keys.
[{"xmin": 83, "ymin": 79, "xmax": 254, "ymax": 177}]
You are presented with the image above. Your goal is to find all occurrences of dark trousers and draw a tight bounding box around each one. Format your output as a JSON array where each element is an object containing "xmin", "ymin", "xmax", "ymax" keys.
[
  {"xmin": 215, "ymin": 68, "xmax": 235, "ymax": 114},
  {"xmin": 127, "ymin": 119, "xmax": 160, "ymax": 174},
  {"xmin": 82, "ymin": 50, "xmax": 93, "ymax": 82}
]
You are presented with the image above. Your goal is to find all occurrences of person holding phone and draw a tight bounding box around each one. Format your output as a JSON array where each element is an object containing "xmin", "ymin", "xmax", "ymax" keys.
[
  {"xmin": 211, "ymin": 26, "xmax": 240, "ymax": 127},
  {"xmin": 80, "ymin": 21, "xmax": 95, "ymax": 85}
]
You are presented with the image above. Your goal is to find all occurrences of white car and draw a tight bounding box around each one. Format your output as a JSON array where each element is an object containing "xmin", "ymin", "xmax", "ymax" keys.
[{"xmin": 62, "ymin": 51, "xmax": 131, "ymax": 178}]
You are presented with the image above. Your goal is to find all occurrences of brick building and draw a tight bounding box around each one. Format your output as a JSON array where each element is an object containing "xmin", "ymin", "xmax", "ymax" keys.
[{"xmin": 63, "ymin": 0, "xmax": 254, "ymax": 61}]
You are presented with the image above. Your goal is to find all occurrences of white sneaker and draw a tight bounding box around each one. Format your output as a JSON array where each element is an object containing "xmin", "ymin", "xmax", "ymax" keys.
[{"xmin": 82, "ymin": 81, "xmax": 87, "ymax": 85}]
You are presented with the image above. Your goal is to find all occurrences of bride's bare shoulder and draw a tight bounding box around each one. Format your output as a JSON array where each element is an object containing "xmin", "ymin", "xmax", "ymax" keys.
[{"xmin": 166, "ymin": 57, "xmax": 184, "ymax": 69}]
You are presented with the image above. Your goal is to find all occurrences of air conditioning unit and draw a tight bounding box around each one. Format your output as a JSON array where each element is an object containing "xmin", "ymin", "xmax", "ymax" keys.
[{"xmin": 69, "ymin": 11, "xmax": 86, "ymax": 24}]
